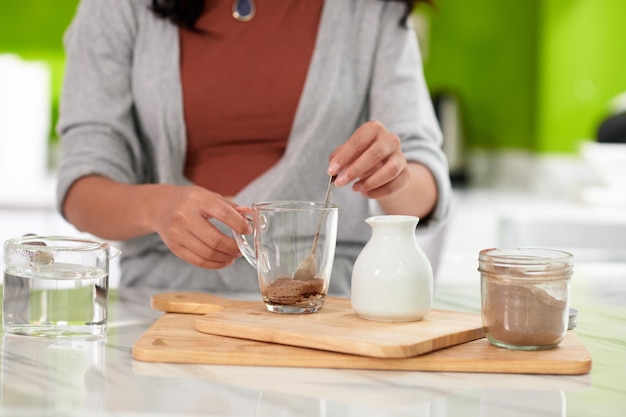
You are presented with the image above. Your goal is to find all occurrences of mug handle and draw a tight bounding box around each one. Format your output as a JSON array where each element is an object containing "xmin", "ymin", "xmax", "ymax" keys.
[
  {"xmin": 233, "ymin": 216, "xmax": 257, "ymax": 269},
  {"xmin": 107, "ymin": 244, "xmax": 122, "ymax": 260}
]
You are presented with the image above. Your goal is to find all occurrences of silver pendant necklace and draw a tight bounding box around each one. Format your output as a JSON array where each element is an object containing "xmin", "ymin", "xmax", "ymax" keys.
[{"xmin": 232, "ymin": 0, "xmax": 255, "ymax": 22}]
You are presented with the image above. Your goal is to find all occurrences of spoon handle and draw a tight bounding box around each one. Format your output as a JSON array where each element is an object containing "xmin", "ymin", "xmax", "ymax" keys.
[
  {"xmin": 311, "ymin": 175, "xmax": 336, "ymax": 254},
  {"xmin": 322, "ymin": 175, "xmax": 337, "ymax": 208}
]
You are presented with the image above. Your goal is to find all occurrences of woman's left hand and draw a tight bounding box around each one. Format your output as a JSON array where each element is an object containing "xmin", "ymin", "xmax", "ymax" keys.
[
  {"xmin": 327, "ymin": 120, "xmax": 438, "ymax": 218},
  {"xmin": 327, "ymin": 120, "xmax": 409, "ymax": 200}
]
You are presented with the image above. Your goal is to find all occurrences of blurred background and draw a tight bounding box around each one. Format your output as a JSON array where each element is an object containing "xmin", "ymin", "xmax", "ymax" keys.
[
  {"xmin": 1, "ymin": 0, "xmax": 626, "ymax": 284},
  {"xmin": 417, "ymin": 0, "xmax": 626, "ymax": 193}
]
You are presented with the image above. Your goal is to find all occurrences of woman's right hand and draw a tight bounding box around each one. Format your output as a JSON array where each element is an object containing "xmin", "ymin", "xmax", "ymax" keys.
[
  {"xmin": 151, "ymin": 184, "xmax": 252, "ymax": 269},
  {"xmin": 63, "ymin": 176, "xmax": 251, "ymax": 269}
]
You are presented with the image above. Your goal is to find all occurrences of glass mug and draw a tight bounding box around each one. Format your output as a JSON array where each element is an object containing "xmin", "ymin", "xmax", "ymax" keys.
[
  {"xmin": 234, "ymin": 201, "xmax": 338, "ymax": 314},
  {"xmin": 3, "ymin": 236, "xmax": 120, "ymax": 338}
]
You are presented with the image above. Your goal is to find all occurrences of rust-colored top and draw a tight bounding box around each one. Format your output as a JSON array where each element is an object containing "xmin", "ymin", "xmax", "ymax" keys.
[{"xmin": 180, "ymin": 0, "xmax": 323, "ymax": 195}]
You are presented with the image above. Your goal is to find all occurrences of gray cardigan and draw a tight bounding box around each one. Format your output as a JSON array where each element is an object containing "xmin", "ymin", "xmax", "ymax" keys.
[{"xmin": 57, "ymin": 0, "xmax": 451, "ymax": 295}]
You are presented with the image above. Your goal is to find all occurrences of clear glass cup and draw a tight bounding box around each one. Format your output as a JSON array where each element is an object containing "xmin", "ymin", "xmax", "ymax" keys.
[
  {"xmin": 478, "ymin": 247, "xmax": 573, "ymax": 350},
  {"xmin": 3, "ymin": 236, "xmax": 120, "ymax": 338},
  {"xmin": 235, "ymin": 201, "xmax": 338, "ymax": 314}
]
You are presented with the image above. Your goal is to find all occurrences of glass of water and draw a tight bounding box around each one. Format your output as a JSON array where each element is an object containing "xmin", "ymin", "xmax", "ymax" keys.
[{"xmin": 2, "ymin": 236, "xmax": 120, "ymax": 338}]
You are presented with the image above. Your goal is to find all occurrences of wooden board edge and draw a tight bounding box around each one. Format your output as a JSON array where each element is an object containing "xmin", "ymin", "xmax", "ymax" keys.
[
  {"xmin": 194, "ymin": 316, "xmax": 485, "ymax": 359},
  {"xmin": 132, "ymin": 339, "xmax": 592, "ymax": 375},
  {"xmin": 132, "ymin": 315, "xmax": 593, "ymax": 375}
]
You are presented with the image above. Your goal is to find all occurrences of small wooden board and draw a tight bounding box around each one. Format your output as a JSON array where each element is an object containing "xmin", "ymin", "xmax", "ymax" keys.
[
  {"xmin": 152, "ymin": 292, "xmax": 484, "ymax": 358},
  {"xmin": 132, "ymin": 312, "xmax": 593, "ymax": 375}
]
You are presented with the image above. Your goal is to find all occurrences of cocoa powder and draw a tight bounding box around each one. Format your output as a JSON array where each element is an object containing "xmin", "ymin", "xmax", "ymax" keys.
[
  {"xmin": 483, "ymin": 281, "xmax": 567, "ymax": 347},
  {"xmin": 263, "ymin": 277, "xmax": 326, "ymax": 306}
]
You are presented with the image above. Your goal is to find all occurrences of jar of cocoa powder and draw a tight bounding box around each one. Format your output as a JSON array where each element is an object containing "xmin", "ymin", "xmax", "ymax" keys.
[{"xmin": 478, "ymin": 248, "xmax": 573, "ymax": 350}]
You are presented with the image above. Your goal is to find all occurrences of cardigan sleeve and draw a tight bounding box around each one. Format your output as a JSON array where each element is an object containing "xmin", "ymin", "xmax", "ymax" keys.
[
  {"xmin": 56, "ymin": 0, "xmax": 148, "ymax": 217},
  {"xmin": 368, "ymin": 3, "xmax": 451, "ymax": 229}
]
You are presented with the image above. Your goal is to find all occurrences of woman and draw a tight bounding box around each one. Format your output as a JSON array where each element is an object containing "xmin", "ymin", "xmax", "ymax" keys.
[{"xmin": 56, "ymin": 0, "xmax": 451, "ymax": 294}]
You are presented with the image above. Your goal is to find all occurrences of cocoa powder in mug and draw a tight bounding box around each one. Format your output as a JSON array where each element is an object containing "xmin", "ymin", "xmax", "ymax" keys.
[
  {"xmin": 483, "ymin": 281, "xmax": 567, "ymax": 347},
  {"xmin": 263, "ymin": 277, "xmax": 325, "ymax": 306}
]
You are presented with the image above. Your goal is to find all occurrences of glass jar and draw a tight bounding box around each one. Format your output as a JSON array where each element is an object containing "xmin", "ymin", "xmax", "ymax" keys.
[
  {"xmin": 478, "ymin": 248, "xmax": 573, "ymax": 350},
  {"xmin": 3, "ymin": 236, "xmax": 119, "ymax": 338}
]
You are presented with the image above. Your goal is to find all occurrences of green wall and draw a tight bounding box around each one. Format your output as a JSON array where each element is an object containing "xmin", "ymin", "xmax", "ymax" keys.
[
  {"xmin": 537, "ymin": 0, "xmax": 626, "ymax": 152},
  {"xmin": 421, "ymin": 0, "xmax": 626, "ymax": 153},
  {"xmin": 0, "ymin": 0, "xmax": 80, "ymax": 141},
  {"xmin": 420, "ymin": 0, "xmax": 539, "ymax": 152}
]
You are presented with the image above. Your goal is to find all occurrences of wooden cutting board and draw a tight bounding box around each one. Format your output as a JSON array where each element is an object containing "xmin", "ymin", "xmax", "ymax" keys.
[
  {"xmin": 151, "ymin": 292, "xmax": 485, "ymax": 358},
  {"xmin": 132, "ymin": 312, "xmax": 593, "ymax": 375}
]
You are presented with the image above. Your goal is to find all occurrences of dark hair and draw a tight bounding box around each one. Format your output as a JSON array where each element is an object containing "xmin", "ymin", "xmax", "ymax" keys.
[{"xmin": 151, "ymin": 0, "xmax": 432, "ymax": 29}]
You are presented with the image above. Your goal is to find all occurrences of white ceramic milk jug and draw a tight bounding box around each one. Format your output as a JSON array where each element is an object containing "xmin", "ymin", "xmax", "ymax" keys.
[{"xmin": 351, "ymin": 215, "xmax": 433, "ymax": 321}]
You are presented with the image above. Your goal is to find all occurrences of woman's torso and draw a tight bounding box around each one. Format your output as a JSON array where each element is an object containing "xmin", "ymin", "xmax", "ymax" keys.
[{"xmin": 180, "ymin": 0, "xmax": 323, "ymax": 195}]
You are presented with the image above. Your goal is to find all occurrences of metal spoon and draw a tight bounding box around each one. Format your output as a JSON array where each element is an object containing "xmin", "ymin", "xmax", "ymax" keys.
[{"xmin": 293, "ymin": 175, "xmax": 336, "ymax": 281}]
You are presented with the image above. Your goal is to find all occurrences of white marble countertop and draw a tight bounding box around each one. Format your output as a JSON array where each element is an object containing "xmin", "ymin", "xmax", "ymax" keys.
[{"xmin": 1, "ymin": 258, "xmax": 625, "ymax": 417}]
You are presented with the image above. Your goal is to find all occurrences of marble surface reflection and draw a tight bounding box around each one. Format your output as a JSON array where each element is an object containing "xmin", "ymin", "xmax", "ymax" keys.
[
  {"xmin": 1, "ymin": 336, "xmax": 106, "ymax": 409},
  {"xmin": 0, "ymin": 260, "xmax": 624, "ymax": 416}
]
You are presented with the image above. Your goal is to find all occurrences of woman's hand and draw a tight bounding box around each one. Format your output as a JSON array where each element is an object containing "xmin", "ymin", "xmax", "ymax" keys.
[
  {"xmin": 327, "ymin": 120, "xmax": 438, "ymax": 217},
  {"xmin": 328, "ymin": 120, "xmax": 408, "ymax": 199},
  {"xmin": 151, "ymin": 185, "xmax": 251, "ymax": 269},
  {"xmin": 63, "ymin": 176, "xmax": 251, "ymax": 269}
]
